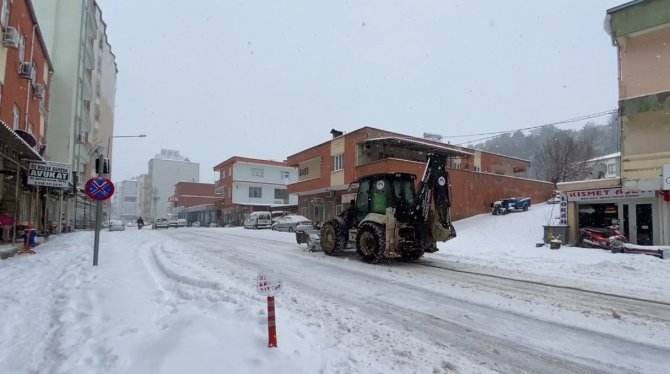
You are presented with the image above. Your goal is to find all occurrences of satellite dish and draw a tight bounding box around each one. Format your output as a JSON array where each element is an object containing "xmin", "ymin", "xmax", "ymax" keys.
[
  {"xmin": 590, "ymin": 163, "xmax": 607, "ymax": 179},
  {"xmin": 14, "ymin": 129, "xmax": 37, "ymax": 147}
]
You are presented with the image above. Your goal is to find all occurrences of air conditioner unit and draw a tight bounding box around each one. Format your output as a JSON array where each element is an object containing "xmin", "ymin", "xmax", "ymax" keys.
[
  {"xmin": 34, "ymin": 84, "xmax": 45, "ymax": 98},
  {"xmin": 2, "ymin": 27, "xmax": 18, "ymax": 48},
  {"xmin": 19, "ymin": 62, "xmax": 33, "ymax": 79}
]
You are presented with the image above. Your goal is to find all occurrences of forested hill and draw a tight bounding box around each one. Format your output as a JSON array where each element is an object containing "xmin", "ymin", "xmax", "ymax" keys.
[{"xmin": 467, "ymin": 114, "xmax": 619, "ymax": 179}]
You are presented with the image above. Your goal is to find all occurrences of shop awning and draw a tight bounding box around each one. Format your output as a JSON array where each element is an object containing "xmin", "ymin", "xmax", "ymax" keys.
[
  {"xmin": 0, "ymin": 121, "xmax": 44, "ymax": 162},
  {"xmin": 361, "ymin": 136, "xmax": 474, "ymax": 158}
]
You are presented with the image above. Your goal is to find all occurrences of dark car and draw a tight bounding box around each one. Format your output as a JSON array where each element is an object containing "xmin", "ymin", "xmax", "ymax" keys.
[{"xmin": 492, "ymin": 197, "xmax": 531, "ymax": 215}]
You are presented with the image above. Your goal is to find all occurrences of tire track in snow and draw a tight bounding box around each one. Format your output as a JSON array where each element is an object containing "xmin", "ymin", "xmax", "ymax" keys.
[{"xmin": 167, "ymin": 230, "xmax": 670, "ymax": 374}]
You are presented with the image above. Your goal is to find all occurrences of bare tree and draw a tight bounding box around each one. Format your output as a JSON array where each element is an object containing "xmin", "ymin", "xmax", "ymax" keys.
[{"xmin": 533, "ymin": 131, "xmax": 595, "ymax": 186}]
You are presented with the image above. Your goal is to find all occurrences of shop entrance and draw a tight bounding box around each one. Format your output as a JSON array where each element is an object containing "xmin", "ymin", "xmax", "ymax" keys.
[{"xmin": 578, "ymin": 201, "xmax": 656, "ymax": 245}]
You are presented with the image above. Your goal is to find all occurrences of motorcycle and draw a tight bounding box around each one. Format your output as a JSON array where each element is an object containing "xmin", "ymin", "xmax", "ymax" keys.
[
  {"xmin": 137, "ymin": 222, "xmax": 144, "ymax": 230},
  {"xmin": 578, "ymin": 225, "xmax": 628, "ymax": 252}
]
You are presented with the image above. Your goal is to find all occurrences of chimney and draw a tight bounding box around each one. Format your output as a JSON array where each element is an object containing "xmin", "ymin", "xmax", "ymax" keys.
[{"xmin": 330, "ymin": 129, "xmax": 343, "ymax": 138}]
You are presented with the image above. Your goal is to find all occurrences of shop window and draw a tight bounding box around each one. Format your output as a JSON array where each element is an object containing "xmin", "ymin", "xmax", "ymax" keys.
[{"xmin": 578, "ymin": 203, "xmax": 618, "ymax": 228}]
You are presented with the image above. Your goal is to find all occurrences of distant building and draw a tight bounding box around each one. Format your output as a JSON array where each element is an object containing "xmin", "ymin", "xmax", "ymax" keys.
[
  {"xmin": 170, "ymin": 182, "xmax": 219, "ymax": 225},
  {"xmin": 116, "ymin": 179, "xmax": 138, "ymax": 222},
  {"xmin": 137, "ymin": 174, "xmax": 151, "ymax": 220},
  {"xmin": 148, "ymin": 149, "xmax": 199, "ymax": 220},
  {"xmin": 213, "ymin": 157, "xmax": 298, "ymax": 226},
  {"xmin": 585, "ymin": 152, "xmax": 620, "ymax": 180}
]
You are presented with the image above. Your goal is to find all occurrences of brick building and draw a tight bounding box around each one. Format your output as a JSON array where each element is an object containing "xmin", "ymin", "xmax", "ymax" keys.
[
  {"xmin": 170, "ymin": 182, "xmax": 219, "ymax": 226},
  {"xmin": 0, "ymin": 0, "xmax": 54, "ymax": 242},
  {"xmin": 286, "ymin": 127, "xmax": 553, "ymax": 223}
]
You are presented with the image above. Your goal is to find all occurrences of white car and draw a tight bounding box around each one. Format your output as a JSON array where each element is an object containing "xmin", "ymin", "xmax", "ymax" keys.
[
  {"xmin": 153, "ymin": 218, "xmax": 168, "ymax": 229},
  {"xmin": 243, "ymin": 211, "xmax": 272, "ymax": 229},
  {"xmin": 177, "ymin": 218, "xmax": 187, "ymax": 227},
  {"xmin": 108, "ymin": 219, "xmax": 125, "ymax": 231},
  {"xmin": 271, "ymin": 215, "xmax": 312, "ymax": 232},
  {"xmin": 192, "ymin": 221, "xmax": 201, "ymax": 227}
]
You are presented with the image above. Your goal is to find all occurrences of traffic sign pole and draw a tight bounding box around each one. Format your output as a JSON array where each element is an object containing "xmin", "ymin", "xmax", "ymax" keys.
[
  {"xmin": 86, "ymin": 154, "xmax": 115, "ymax": 266},
  {"xmin": 93, "ymin": 201, "xmax": 102, "ymax": 266}
]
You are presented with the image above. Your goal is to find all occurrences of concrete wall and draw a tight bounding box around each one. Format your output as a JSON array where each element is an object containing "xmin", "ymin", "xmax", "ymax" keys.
[{"xmin": 618, "ymin": 25, "xmax": 670, "ymax": 100}]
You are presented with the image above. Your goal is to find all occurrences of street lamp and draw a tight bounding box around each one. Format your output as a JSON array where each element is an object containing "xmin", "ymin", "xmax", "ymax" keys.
[
  {"xmin": 107, "ymin": 134, "xmax": 147, "ymax": 160},
  {"xmin": 106, "ymin": 134, "xmax": 148, "ymax": 225}
]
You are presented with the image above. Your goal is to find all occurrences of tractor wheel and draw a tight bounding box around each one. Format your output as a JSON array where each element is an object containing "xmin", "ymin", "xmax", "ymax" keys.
[
  {"xmin": 356, "ymin": 222, "xmax": 386, "ymax": 263},
  {"xmin": 320, "ymin": 219, "xmax": 346, "ymax": 256}
]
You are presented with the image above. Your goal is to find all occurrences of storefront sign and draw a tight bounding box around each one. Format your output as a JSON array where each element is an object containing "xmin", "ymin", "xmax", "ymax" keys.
[
  {"xmin": 558, "ymin": 192, "xmax": 568, "ymax": 226},
  {"xmin": 663, "ymin": 164, "xmax": 670, "ymax": 191},
  {"xmin": 27, "ymin": 162, "xmax": 71, "ymax": 188},
  {"xmin": 566, "ymin": 188, "xmax": 655, "ymax": 202}
]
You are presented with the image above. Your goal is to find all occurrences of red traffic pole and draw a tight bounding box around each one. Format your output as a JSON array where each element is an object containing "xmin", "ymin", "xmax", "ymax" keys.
[{"xmin": 267, "ymin": 295, "xmax": 277, "ymax": 348}]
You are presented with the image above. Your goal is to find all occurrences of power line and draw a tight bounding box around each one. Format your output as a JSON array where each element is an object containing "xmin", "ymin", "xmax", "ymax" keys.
[
  {"xmin": 445, "ymin": 109, "xmax": 616, "ymax": 139},
  {"xmin": 451, "ymin": 109, "xmax": 616, "ymax": 146}
]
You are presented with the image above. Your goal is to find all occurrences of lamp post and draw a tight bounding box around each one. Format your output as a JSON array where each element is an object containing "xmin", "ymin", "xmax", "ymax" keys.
[{"xmin": 106, "ymin": 134, "xmax": 147, "ymax": 226}]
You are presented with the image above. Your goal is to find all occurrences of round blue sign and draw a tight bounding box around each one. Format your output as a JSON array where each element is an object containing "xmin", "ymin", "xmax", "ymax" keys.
[{"xmin": 85, "ymin": 177, "xmax": 115, "ymax": 201}]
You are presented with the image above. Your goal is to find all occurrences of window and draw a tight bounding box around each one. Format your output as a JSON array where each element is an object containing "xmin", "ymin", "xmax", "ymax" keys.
[
  {"xmin": 274, "ymin": 188, "xmax": 288, "ymax": 203},
  {"xmin": 252, "ymin": 168, "xmax": 264, "ymax": 177},
  {"xmin": 12, "ymin": 104, "xmax": 19, "ymax": 130},
  {"xmin": 331, "ymin": 153, "xmax": 344, "ymax": 172},
  {"xmin": 249, "ymin": 187, "xmax": 262, "ymax": 198},
  {"xmin": 18, "ymin": 34, "xmax": 25, "ymax": 63},
  {"xmin": 299, "ymin": 167, "xmax": 309, "ymax": 176},
  {"xmin": 474, "ymin": 166, "xmax": 481, "ymax": 172},
  {"xmin": 608, "ymin": 164, "xmax": 616, "ymax": 174},
  {"xmin": 280, "ymin": 171, "xmax": 290, "ymax": 180},
  {"xmin": 1, "ymin": 0, "xmax": 10, "ymax": 27}
]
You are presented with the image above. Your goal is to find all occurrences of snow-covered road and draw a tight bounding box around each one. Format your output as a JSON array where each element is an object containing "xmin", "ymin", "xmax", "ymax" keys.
[{"xmin": 2, "ymin": 205, "xmax": 670, "ymax": 373}]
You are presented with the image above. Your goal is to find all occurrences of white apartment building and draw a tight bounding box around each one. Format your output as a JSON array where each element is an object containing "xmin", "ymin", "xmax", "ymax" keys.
[
  {"xmin": 213, "ymin": 156, "xmax": 298, "ymax": 226},
  {"xmin": 148, "ymin": 149, "xmax": 199, "ymax": 220},
  {"xmin": 111, "ymin": 179, "xmax": 138, "ymax": 222},
  {"xmin": 33, "ymin": 0, "xmax": 117, "ymax": 228}
]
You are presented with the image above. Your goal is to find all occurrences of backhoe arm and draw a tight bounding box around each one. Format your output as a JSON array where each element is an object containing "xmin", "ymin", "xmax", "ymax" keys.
[{"xmin": 414, "ymin": 153, "xmax": 457, "ymax": 242}]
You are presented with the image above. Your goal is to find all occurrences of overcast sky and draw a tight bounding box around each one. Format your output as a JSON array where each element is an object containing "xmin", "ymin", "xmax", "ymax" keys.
[{"xmin": 97, "ymin": 0, "xmax": 624, "ymax": 183}]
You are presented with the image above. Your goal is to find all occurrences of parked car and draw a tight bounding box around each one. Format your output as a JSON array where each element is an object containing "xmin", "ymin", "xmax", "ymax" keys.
[
  {"xmin": 191, "ymin": 221, "xmax": 201, "ymax": 227},
  {"xmin": 152, "ymin": 218, "xmax": 168, "ymax": 229},
  {"xmin": 168, "ymin": 218, "xmax": 179, "ymax": 228},
  {"xmin": 295, "ymin": 222, "xmax": 321, "ymax": 251},
  {"xmin": 243, "ymin": 211, "xmax": 272, "ymax": 229},
  {"xmin": 271, "ymin": 215, "xmax": 312, "ymax": 232},
  {"xmin": 492, "ymin": 197, "xmax": 531, "ymax": 215},
  {"xmin": 109, "ymin": 219, "xmax": 125, "ymax": 231},
  {"xmin": 208, "ymin": 222, "xmax": 218, "ymax": 228},
  {"xmin": 177, "ymin": 218, "xmax": 187, "ymax": 227}
]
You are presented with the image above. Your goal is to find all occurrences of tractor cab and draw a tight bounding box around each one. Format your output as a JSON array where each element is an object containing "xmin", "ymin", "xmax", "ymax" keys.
[{"xmin": 352, "ymin": 173, "xmax": 417, "ymax": 225}]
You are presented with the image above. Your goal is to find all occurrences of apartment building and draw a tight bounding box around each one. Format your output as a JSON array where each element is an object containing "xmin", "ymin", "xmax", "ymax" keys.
[
  {"xmin": 558, "ymin": 0, "xmax": 670, "ymax": 246},
  {"xmin": 148, "ymin": 149, "xmax": 199, "ymax": 220},
  {"xmin": 0, "ymin": 0, "xmax": 54, "ymax": 240},
  {"xmin": 114, "ymin": 179, "xmax": 138, "ymax": 222},
  {"xmin": 286, "ymin": 127, "xmax": 552, "ymax": 224},
  {"xmin": 213, "ymin": 157, "xmax": 298, "ymax": 226},
  {"xmin": 137, "ymin": 173, "xmax": 151, "ymax": 220},
  {"xmin": 33, "ymin": 0, "xmax": 117, "ymax": 227}
]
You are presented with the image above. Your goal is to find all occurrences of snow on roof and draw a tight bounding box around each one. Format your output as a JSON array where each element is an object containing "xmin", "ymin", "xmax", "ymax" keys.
[
  {"xmin": 588, "ymin": 152, "xmax": 621, "ymax": 162},
  {"xmin": 363, "ymin": 136, "xmax": 474, "ymax": 157}
]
